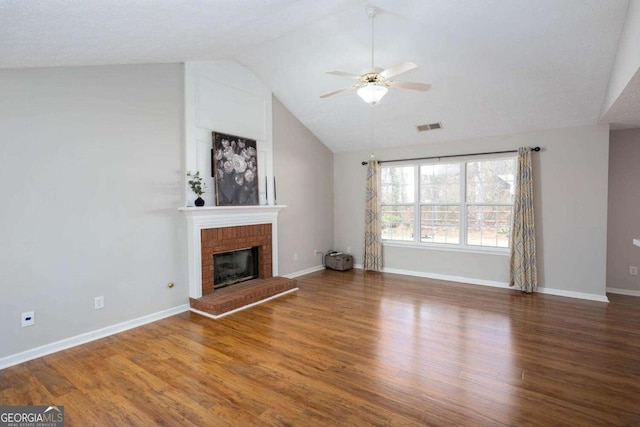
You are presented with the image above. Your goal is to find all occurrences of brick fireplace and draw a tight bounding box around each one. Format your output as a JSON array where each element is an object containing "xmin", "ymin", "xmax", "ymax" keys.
[
  {"xmin": 201, "ymin": 224, "xmax": 272, "ymax": 295},
  {"xmin": 178, "ymin": 205, "xmax": 286, "ymax": 299}
]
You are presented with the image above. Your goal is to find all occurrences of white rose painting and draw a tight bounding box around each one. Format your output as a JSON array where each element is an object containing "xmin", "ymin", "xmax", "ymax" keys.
[{"xmin": 212, "ymin": 132, "xmax": 259, "ymax": 206}]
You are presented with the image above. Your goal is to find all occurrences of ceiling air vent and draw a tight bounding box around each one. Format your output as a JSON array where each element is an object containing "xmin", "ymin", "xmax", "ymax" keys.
[{"xmin": 417, "ymin": 122, "xmax": 443, "ymax": 132}]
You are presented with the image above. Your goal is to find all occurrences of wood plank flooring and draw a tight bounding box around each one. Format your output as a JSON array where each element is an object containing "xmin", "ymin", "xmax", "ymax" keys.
[{"xmin": 2, "ymin": 269, "xmax": 640, "ymax": 426}]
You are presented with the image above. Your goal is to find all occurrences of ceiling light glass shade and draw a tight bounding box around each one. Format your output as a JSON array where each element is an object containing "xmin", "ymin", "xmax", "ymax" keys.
[{"xmin": 357, "ymin": 83, "xmax": 388, "ymax": 105}]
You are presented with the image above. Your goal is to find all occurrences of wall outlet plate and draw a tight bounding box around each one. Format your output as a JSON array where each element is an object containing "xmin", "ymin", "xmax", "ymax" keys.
[
  {"xmin": 630, "ymin": 266, "xmax": 638, "ymax": 276},
  {"xmin": 94, "ymin": 296, "xmax": 105, "ymax": 310},
  {"xmin": 21, "ymin": 311, "xmax": 35, "ymax": 327}
]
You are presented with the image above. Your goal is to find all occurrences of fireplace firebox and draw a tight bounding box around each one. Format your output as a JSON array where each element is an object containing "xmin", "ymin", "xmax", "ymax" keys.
[{"xmin": 213, "ymin": 247, "xmax": 259, "ymax": 289}]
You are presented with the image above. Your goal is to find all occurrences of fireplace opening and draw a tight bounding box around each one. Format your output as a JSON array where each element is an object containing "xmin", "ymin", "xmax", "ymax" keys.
[{"xmin": 213, "ymin": 247, "xmax": 259, "ymax": 289}]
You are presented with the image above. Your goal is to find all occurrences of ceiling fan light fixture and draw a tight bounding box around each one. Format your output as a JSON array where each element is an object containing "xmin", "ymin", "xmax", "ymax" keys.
[
  {"xmin": 357, "ymin": 83, "xmax": 388, "ymax": 105},
  {"xmin": 319, "ymin": 5, "xmax": 430, "ymax": 102}
]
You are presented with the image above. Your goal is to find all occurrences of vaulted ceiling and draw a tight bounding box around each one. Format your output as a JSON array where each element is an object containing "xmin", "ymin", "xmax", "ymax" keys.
[{"xmin": 1, "ymin": 0, "xmax": 637, "ymax": 152}]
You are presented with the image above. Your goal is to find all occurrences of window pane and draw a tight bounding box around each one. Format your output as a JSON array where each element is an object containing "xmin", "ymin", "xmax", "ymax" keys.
[
  {"xmin": 467, "ymin": 205, "xmax": 512, "ymax": 247},
  {"xmin": 420, "ymin": 163, "xmax": 461, "ymax": 203},
  {"xmin": 466, "ymin": 158, "xmax": 516, "ymax": 204},
  {"xmin": 381, "ymin": 166, "xmax": 415, "ymax": 204},
  {"xmin": 420, "ymin": 205, "xmax": 460, "ymax": 244},
  {"xmin": 381, "ymin": 205, "xmax": 414, "ymax": 241}
]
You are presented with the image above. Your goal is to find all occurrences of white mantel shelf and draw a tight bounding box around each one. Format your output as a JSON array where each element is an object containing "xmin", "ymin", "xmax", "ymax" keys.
[
  {"xmin": 178, "ymin": 205, "xmax": 286, "ymax": 230},
  {"xmin": 178, "ymin": 205, "xmax": 286, "ymax": 299},
  {"xmin": 179, "ymin": 205, "xmax": 286, "ymax": 215}
]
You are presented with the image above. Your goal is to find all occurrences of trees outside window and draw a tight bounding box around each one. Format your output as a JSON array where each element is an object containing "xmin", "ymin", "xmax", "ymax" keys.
[{"xmin": 380, "ymin": 156, "xmax": 516, "ymax": 250}]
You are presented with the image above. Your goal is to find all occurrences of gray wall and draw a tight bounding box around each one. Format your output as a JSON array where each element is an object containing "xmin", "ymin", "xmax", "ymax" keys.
[
  {"xmin": 273, "ymin": 97, "xmax": 334, "ymax": 275},
  {"xmin": 334, "ymin": 125, "xmax": 610, "ymax": 298},
  {"xmin": 0, "ymin": 64, "xmax": 187, "ymax": 358},
  {"xmin": 607, "ymin": 128, "xmax": 640, "ymax": 292}
]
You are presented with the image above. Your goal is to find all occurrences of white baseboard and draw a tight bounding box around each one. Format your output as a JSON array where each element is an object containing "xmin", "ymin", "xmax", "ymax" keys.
[
  {"xmin": 382, "ymin": 267, "xmax": 511, "ymax": 289},
  {"xmin": 360, "ymin": 266, "xmax": 609, "ymax": 303},
  {"xmin": 190, "ymin": 288, "xmax": 299, "ymax": 320},
  {"xmin": 536, "ymin": 287, "xmax": 609, "ymax": 303},
  {"xmin": 283, "ymin": 265, "xmax": 325, "ymax": 279},
  {"xmin": 0, "ymin": 304, "xmax": 190, "ymax": 371},
  {"xmin": 606, "ymin": 287, "xmax": 640, "ymax": 297}
]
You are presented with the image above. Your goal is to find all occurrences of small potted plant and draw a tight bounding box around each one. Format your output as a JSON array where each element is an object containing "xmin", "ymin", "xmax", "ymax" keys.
[{"xmin": 187, "ymin": 171, "xmax": 206, "ymax": 206}]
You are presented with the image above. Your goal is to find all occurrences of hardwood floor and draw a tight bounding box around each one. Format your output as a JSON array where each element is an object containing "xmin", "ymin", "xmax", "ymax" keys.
[{"xmin": 2, "ymin": 269, "xmax": 640, "ymax": 426}]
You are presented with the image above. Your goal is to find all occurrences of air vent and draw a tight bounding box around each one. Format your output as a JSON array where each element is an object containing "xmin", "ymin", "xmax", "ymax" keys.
[{"xmin": 417, "ymin": 122, "xmax": 443, "ymax": 132}]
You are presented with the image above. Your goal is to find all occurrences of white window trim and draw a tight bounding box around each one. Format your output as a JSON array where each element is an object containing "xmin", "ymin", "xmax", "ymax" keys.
[
  {"xmin": 382, "ymin": 240, "xmax": 510, "ymax": 256},
  {"xmin": 380, "ymin": 154, "xmax": 515, "ymax": 255}
]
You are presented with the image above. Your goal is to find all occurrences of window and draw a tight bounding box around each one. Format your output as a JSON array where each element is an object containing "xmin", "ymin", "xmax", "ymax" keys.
[
  {"xmin": 380, "ymin": 156, "xmax": 516, "ymax": 250},
  {"xmin": 420, "ymin": 163, "xmax": 461, "ymax": 244}
]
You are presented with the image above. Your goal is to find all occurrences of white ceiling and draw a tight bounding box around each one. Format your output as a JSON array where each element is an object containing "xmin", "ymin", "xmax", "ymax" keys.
[{"xmin": 1, "ymin": 0, "xmax": 637, "ymax": 152}]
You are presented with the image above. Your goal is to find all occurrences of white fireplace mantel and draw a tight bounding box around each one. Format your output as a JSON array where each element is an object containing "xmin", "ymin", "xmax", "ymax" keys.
[{"xmin": 179, "ymin": 205, "xmax": 286, "ymax": 298}]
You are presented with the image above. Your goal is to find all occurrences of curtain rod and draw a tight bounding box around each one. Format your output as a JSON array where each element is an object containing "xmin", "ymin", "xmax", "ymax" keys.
[{"xmin": 360, "ymin": 146, "xmax": 541, "ymax": 165}]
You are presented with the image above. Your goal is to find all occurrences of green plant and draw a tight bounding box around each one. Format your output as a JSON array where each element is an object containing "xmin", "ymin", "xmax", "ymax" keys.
[{"xmin": 187, "ymin": 171, "xmax": 206, "ymax": 196}]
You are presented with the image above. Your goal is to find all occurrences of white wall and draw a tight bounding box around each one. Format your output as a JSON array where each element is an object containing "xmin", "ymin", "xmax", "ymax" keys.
[
  {"xmin": 183, "ymin": 61, "xmax": 274, "ymax": 207},
  {"xmin": 0, "ymin": 64, "xmax": 187, "ymax": 360},
  {"xmin": 334, "ymin": 125, "xmax": 610, "ymax": 299},
  {"xmin": 273, "ymin": 97, "xmax": 334, "ymax": 276},
  {"xmin": 607, "ymin": 128, "xmax": 640, "ymax": 293}
]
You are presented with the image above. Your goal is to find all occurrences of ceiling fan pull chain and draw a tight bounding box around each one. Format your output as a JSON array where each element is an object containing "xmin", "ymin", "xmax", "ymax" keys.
[{"xmin": 370, "ymin": 106, "xmax": 375, "ymax": 159}]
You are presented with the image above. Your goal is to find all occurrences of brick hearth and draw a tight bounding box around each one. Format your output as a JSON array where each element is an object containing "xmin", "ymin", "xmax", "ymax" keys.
[{"xmin": 189, "ymin": 277, "xmax": 297, "ymax": 316}]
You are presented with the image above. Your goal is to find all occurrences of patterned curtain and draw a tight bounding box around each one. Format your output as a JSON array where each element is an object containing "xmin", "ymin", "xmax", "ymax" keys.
[
  {"xmin": 363, "ymin": 160, "xmax": 382, "ymax": 271},
  {"xmin": 509, "ymin": 147, "xmax": 537, "ymax": 292}
]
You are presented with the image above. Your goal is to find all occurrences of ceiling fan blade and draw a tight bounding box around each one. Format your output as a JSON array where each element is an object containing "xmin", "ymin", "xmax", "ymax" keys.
[
  {"xmin": 379, "ymin": 61, "xmax": 418, "ymax": 79},
  {"xmin": 387, "ymin": 81, "xmax": 432, "ymax": 91},
  {"xmin": 326, "ymin": 70, "xmax": 361, "ymax": 79},
  {"xmin": 320, "ymin": 86, "xmax": 357, "ymax": 98}
]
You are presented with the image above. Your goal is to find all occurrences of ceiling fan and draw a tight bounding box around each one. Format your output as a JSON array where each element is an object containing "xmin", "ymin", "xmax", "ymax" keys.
[{"xmin": 320, "ymin": 6, "xmax": 431, "ymax": 106}]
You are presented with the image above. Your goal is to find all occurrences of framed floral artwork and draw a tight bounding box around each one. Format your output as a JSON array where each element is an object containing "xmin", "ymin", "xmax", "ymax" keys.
[{"xmin": 211, "ymin": 132, "xmax": 259, "ymax": 206}]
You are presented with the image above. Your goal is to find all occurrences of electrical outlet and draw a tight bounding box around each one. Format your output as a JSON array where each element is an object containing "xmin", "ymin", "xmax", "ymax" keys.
[
  {"xmin": 293, "ymin": 252, "xmax": 298, "ymax": 261},
  {"xmin": 21, "ymin": 311, "xmax": 35, "ymax": 327},
  {"xmin": 94, "ymin": 296, "xmax": 105, "ymax": 310},
  {"xmin": 314, "ymin": 250, "xmax": 323, "ymax": 255},
  {"xmin": 346, "ymin": 246, "xmax": 351, "ymax": 253},
  {"xmin": 630, "ymin": 266, "xmax": 638, "ymax": 276}
]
